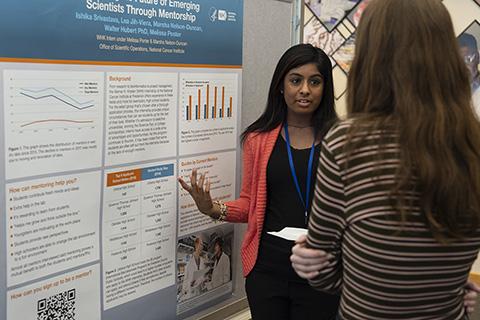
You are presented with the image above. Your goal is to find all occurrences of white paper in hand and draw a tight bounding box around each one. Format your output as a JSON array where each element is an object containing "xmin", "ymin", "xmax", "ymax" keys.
[{"xmin": 267, "ymin": 227, "xmax": 308, "ymax": 241}]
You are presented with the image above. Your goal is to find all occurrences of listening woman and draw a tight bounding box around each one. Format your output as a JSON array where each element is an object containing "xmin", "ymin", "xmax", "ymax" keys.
[{"xmin": 291, "ymin": 1, "xmax": 480, "ymax": 319}]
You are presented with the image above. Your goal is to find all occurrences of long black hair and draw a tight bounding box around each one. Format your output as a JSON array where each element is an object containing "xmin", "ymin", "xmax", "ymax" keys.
[{"xmin": 241, "ymin": 43, "xmax": 337, "ymax": 143}]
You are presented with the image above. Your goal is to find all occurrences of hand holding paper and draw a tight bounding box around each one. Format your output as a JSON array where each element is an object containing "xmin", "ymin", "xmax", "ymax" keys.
[{"xmin": 290, "ymin": 233, "xmax": 332, "ymax": 280}]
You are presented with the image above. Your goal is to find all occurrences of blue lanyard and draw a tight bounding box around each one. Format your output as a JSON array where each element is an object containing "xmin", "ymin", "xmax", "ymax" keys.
[{"xmin": 283, "ymin": 122, "xmax": 316, "ymax": 224}]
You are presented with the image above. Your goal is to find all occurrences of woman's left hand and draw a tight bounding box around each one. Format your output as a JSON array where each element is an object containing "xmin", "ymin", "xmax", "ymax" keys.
[
  {"xmin": 290, "ymin": 235, "xmax": 332, "ymax": 279},
  {"xmin": 464, "ymin": 280, "xmax": 480, "ymax": 314}
]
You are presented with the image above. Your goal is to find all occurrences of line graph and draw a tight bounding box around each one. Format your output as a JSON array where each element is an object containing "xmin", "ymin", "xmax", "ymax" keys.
[
  {"xmin": 20, "ymin": 119, "xmax": 94, "ymax": 128},
  {"xmin": 4, "ymin": 70, "xmax": 103, "ymax": 132},
  {"xmin": 19, "ymin": 87, "xmax": 95, "ymax": 110},
  {"xmin": 4, "ymin": 69, "xmax": 105, "ymax": 179}
]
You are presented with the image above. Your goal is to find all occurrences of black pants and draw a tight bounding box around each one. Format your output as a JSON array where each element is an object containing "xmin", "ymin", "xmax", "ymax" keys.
[{"xmin": 245, "ymin": 268, "xmax": 340, "ymax": 320}]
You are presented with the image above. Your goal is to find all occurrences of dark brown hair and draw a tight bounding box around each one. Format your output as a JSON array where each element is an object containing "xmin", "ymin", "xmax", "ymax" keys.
[
  {"xmin": 241, "ymin": 44, "xmax": 337, "ymax": 143},
  {"xmin": 347, "ymin": 0, "xmax": 480, "ymax": 240}
]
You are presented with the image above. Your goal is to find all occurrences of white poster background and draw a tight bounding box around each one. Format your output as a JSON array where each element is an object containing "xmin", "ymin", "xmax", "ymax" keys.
[
  {"xmin": 6, "ymin": 171, "xmax": 101, "ymax": 286},
  {"xmin": 7, "ymin": 264, "xmax": 101, "ymax": 320},
  {"xmin": 178, "ymin": 150, "xmax": 236, "ymax": 237},
  {"xmin": 105, "ymin": 72, "xmax": 177, "ymax": 166}
]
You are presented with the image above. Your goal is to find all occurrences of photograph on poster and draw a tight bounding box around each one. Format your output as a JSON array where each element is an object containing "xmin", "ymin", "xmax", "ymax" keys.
[
  {"xmin": 303, "ymin": 17, "xmax": 345, "ymax": 61},
  {"xmin": 176, "ymin": 225, "xmax": 233, "ymax": 308},
  {"xmin": 347, "ymin": 0, "xmax": 371, "ymax": 27},
  {"xmin": 458, "ymin": 21, "xmax": 480, "ymax": 116},
  {"xmin": 332, "ymin": 33, "xmax": 356, "ymax": 73},
  {"xmin": 305, "ymin": 0, "xmax": 360, "ymax": 31}
]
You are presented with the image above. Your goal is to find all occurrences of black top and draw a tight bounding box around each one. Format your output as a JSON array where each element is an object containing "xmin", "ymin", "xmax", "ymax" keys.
[{"xmin": 255, "ymin": 133, "xmax": 321, "ymax": 280}]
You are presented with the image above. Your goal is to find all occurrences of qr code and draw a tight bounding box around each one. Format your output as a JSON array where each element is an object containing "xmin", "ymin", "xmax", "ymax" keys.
[{"xmin": 37, "ymin": 289, "xmax": 76, "ymax": 320}]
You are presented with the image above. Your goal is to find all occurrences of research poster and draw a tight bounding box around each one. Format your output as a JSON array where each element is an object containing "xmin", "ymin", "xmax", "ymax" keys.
[{"xmin": 0, "ymin": 1, "xmax": 243, "ymax": 319}]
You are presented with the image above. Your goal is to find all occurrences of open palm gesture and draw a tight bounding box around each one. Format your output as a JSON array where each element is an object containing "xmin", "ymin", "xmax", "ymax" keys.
[{"xmin": 178, "ymin": 168, "xmax": 213, "ymax": 216}]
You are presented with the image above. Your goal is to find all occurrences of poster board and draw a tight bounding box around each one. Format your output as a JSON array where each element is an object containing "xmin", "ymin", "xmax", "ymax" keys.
[
  {"xmin": 0, "ymin": 1, "xmax": 243, "ymax": 319},
  {"xmin": 303, "ymin": 0, "xmax": 480, "ymax": 118}
]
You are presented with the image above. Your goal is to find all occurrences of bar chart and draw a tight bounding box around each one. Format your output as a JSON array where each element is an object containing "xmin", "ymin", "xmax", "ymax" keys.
[
  {"xmin": 179, "ymin": 73, "xmax": 238, "ymax": 155},
  {"xmin": 185, "ymin": 85, "xmax": 233, "ymax": 120},
  {"xmin": 181, "ymin": 76, "xmax": 236, "ymax": 121}
]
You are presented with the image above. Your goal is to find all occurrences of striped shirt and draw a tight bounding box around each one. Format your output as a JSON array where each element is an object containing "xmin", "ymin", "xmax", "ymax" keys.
[{"xmin": 307, "ymin": 120, "xmax": 480, "ymax": 320}]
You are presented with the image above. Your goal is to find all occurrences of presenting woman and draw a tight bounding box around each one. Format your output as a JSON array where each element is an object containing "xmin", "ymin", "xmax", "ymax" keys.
[{"xmin": 179, "ymin": 44, "xmax": 340, "ymax": 320}]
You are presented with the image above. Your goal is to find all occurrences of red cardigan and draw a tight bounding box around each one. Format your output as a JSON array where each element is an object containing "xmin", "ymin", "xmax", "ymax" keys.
[{"xmin": 225, "ymin": 125, "xmax": 282, "ymax": 277}]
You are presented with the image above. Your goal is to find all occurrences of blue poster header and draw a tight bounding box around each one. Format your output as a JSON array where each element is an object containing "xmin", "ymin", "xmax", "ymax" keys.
[{"xmin": 0, "ymin": 0, "xmax": 243, "ymax": 66}]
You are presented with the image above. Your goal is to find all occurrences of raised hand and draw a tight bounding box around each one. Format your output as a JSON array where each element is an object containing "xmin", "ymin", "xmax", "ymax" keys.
[{"xmin": 178, "ymin": 168, "xmax": 214, "ymax": 216}]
